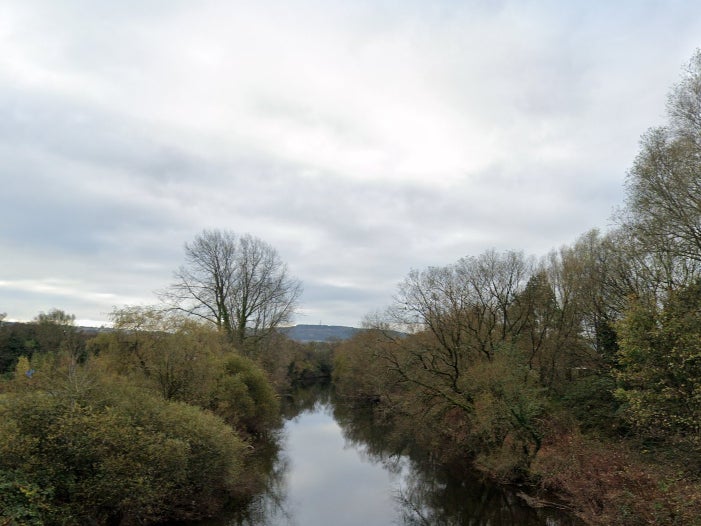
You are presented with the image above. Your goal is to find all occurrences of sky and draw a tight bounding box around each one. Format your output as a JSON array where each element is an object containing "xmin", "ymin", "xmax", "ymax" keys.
[{"xmin": 1, "ymin": 1, "xmax": 700, "ymax": 328}]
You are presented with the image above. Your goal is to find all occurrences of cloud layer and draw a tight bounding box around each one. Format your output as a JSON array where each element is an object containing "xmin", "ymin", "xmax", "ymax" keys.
[{"xmin": 2, "ymin": 1, "xmax": 700, "ymax": 326}]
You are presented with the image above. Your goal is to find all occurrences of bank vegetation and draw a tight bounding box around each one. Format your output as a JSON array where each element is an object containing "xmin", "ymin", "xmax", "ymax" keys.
[{"xmin": 0, "ymin": 307, "xmax": 338, "ymax": 525}]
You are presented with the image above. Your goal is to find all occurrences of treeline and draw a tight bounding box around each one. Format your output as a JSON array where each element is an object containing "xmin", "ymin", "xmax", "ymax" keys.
[
  {"xmin": 333, "ymin": 52, "xmax": 701, "ymax": 525},
  {"xmin": 0, "ymin": 305, "xmax": 332, "ymax": 525}
]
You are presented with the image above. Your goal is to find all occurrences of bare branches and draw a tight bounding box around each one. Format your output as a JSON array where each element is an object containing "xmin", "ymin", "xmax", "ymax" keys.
[
  {"xmin": 623, "ymin": 52, "xmax": 701, "ymax": 278},
  {"xmin": 161, "ymin": 230, "xmax": 302, "ymax": 351}
]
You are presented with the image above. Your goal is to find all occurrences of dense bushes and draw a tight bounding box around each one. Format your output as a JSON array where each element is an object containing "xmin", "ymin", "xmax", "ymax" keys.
[
  {"xmin": 0, "ymin": 382, "xmax": 247, "ymax": 524},
  {"xmin": 0, "ymin": 309, "xmax": 287, "ymax": 525},
  {"xmin": 211, "ymin": 353, "xmax": 281, "ymax": 435},
  {"xmin": 615, "ymin": 281, "xmax": 701, "ymax": 456}
]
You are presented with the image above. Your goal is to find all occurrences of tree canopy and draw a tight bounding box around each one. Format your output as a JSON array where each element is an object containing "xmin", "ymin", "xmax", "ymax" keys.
[{"xmin": 163, "ymin": 229, "xmax": 302, "ymax": 352}]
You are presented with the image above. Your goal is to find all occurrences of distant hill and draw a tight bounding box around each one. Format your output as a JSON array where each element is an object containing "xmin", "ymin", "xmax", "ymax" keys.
[{"xmin": 279, "ymin": 324, "xmax": 362, "ymax": 343}]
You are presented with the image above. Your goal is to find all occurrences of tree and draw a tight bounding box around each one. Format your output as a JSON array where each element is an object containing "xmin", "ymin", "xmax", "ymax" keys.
[
  {"xmin": 615, "ymin": 280, "xmax": 701, "ymax": 450},
  {"xmin": 623, "ymin": 51, "xmax": 701, "ymax": 272},
  {"xmin": 392, "ymin": 249, "xmax": 533, "ymax": 364},
  {"xmin": 34, "ymin": 309, "xmax": 75, "ymax": 326},
  {"xmin": 100, "ymin": 307, "xmax": 224, "ymax": 404},
  {"xmin": 372, "ymin": 250, "xmax": 534, "ymax": 417},
  {"xmin": 163, "ymin": 230, "xmax": 302, "ymax": 351},
  {"xmin": 0, "ymin": 383, "xmax": 247, "ymax": 524},
  {"xmin": 210, "ymin": 354, "xmax": 281, "ymax": 436}
]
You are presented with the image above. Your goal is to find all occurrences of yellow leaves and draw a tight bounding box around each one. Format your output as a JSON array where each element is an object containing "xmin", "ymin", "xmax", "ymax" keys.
[{"xmin": 18, "ymin": 484, "xmax": 37, "ymax": 498}]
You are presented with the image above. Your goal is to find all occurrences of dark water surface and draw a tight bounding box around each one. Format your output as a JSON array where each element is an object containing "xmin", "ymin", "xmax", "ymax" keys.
[{"xmin": 206, "ymin": 392, "xmax": 581, "ymax": 526}]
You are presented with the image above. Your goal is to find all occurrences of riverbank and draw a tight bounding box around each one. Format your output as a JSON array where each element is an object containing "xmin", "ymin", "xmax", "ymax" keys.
[
  {"xmin": 202, "ymin": 387, "xmax": 580, "ymax": 525},
  {"xmin": 331, "ymin": 328, "xmax": 701, "ymax": 526},
  {"xmin": 531, "ymin": 432, "xmax": 701, "ymax": 525}
]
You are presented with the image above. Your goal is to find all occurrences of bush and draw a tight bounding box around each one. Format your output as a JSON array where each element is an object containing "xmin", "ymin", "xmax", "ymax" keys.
[
  {"xmin": 211, "ymin": 354, "xmax": 281, "ymax": 436},
  {"xmin": 532, "ymin": 432, "xmax": 701, "ymax": 525},
  {"xmin": 0, "ymin": 383, "xmax": 248, "ymax": 525}
]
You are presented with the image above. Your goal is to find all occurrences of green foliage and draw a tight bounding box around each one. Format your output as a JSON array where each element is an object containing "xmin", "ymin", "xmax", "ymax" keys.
[
  {"xmin": 90, "ymin": 307, "xmax": 285, "ymax": 440},
  {"xmin": 560, "ymin": 372, "xmax": 621, "ymax": 433},
  {"xmin": 461, "ymin": 350, "xmax": 547, "ymax": 479},
  {"xmin": 34, "ymin": 309, "xmax": 76, "ymax": 326},
  {"xmin": 616, "ymin": 281, "xmax": 701, "ymax": 450},
  {"xmin": 332, "ymin": 329, "xmax": 398, "ymax": 401},
  {"xmin": 0, "ymin": 469, "xmax": 50, "ymax": 526},
  {"xmin": 335, "ymin": 323, "xmax": 548, "ymax": 480},
  {"xmin": 95, "ymin": 306, "xmax": 225, "ymax": 403},
  {"xmin": 286, "ymin": 341, "xmax": 334, "ymax": 386},
  {"xmin": 0, "ymin": 311, "xmax": 89, "ymax": 376},
  {"xmin": 0, "ymin": 306, "xmax": 287, "ymax": 524},
  {"xmin": 211, "ymin": 354, "xmax": 281, "ymax": 435},
  {"xmin": 0, "ymin": 382, "xmax": 247, "ymax": 524}
]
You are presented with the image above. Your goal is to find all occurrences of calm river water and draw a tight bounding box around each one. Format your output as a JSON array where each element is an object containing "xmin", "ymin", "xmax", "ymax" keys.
[{"xmin": 206, "ymin": 390, "xmax": 581, "ymax": 526}]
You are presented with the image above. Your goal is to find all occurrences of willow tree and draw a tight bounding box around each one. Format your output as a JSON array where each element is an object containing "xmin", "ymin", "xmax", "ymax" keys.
[{"xmin": 163, "ymin": 230, "xmax": 302, "ymax": 351}]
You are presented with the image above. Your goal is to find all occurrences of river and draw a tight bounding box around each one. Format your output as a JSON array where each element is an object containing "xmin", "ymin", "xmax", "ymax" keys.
[{"xmin": 205, "ymin": 390, "xmax": 582, "ymax": 526}]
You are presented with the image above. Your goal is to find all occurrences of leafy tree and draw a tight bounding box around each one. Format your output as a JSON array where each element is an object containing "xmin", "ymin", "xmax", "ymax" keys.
[
  {"xmin": 464, "ymin": 349, "xmax": 547, "ymax": 478},
  {"xmin": 616, "ymin": 280, "xmax": 701, "ymax": 451},
  {"xmin": 92, "ymin": 307, "xmax": 283, "ymax": 437},
  {"xmin": 332, "ymin": 327, "xmax": 401, "ymax": 402},
  {"xmin": 0, "ymin": 469, "xmax": 48, "ymax": 526},
  {"xmin": 549, "ymin": 230, "xmax": 626, "ymax": 361},
  {"xmin": 0, "ymin": 310, "xmax": 88, "ymax": 376},
  {"xmin": 34, "ymin": 308, "xmax": 75, "ymax": 326},
  {"xmin": 210, "ymin": 354, "xmax": 281, "ymax": 436},
  {"xmin": 162, "ymin": 230, "xmax": 302, "ymax": 353},
  {"xmin": 512, "ymin": 270, "xmax": 572, "ymax": 390},
  {"xmin": 284, "ymin": 341, "xmax": 334, "ymax": 386},
  {"xmin": 0, "ymin": 326, "xmax": 29, "ymax": 376},
  {"xmin": 96, "ymin": 307, "xmax": 225, "ymax": 404}
]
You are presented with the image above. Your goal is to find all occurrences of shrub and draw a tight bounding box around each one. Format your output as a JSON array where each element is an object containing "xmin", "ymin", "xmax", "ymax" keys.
[
  {"xmin": 211, "ymin": 354, "xmax": 281, "ymax": 435},
  {"xmin": 0, "ymin": 383, "xmax": 247, "ymax": 525}
]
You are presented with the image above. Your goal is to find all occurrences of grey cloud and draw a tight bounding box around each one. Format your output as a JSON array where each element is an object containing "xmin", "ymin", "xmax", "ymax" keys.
[{"xmin": 3, "ymin": 1, "xmax": 701, "ymax": 326}]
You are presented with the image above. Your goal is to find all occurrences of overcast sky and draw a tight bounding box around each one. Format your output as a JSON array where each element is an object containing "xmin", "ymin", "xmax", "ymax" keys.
[{"xmin": 1, "ymin": 1, "xmax": 700, "ymax": 327}]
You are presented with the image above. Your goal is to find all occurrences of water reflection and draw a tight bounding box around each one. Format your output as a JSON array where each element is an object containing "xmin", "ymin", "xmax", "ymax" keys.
[
  {"xmin": 332, "ymin": 395, "xmax": 580, "ymax": 526},
  {"xmin": 207, "ymin": 388, "xmax": 581, "ymax": 526}
]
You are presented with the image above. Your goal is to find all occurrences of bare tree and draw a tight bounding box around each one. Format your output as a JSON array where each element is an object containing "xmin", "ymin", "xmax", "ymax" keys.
[
  {"xmin": 381, "ymin": 249, "xmax": 534, "ymax": 410},
  {"xmin": 393, "ymin": 249, "xmax": 533, "ymax": 363},
  {"xmin": 163, "ymin": 230, "xmax": 302, "ymax": 351}
]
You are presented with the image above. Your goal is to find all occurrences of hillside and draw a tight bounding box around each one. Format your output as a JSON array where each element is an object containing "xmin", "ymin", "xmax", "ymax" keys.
[{"xmin": 279, "ymin": 324, "xmax": 361, "ymax": 342}]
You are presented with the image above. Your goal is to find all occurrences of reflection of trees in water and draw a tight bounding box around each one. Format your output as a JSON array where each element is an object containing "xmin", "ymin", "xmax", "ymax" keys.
[
  {"xmin": 216, "ymin": 387, "xmax": 580, "ymax": 526},
  {"xmin": 226, "ymin": 384, "xmax": 333, "ymax": 526},
  {"xmin": 332, "ymin": 396, "xmax": 409, "ymax": 472},
  {"xmin": 395, "ymin": 468, "xmax": 552, "ymax": 526},
  {"xmin": 228, "ymin": 456, "xmax": 294, "ymax": 525},
  {"xmin": 332, "ymin": 395, "xmax": 580, "ymax": 526},
  {"xmin": 280, "ymin": 382, "xmax": 332, "ymax": 420},
  {"xmin": 224, "ymin": 437, "xmax": 294, "ymax": 526}
]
